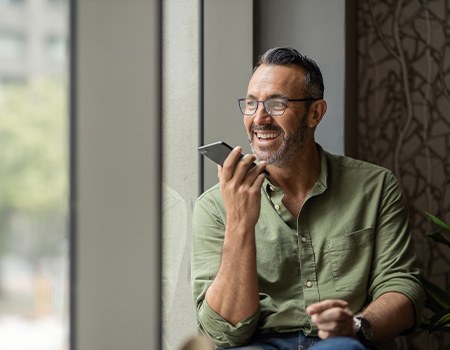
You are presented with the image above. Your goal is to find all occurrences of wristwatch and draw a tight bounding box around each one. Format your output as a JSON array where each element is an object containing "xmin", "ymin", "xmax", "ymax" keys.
[{"xmin": 353, "ymin": 315, "xmax": 373, "ymax": 346}]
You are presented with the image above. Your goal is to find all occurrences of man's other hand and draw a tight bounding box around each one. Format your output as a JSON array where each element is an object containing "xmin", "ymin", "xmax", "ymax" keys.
[{"xmin": 306, "ymin": 299, "xmax": 355, "ymax": 339}]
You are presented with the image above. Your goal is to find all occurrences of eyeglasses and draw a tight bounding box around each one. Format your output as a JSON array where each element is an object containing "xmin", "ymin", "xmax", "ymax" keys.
[{"xmin": 238, "ymin": 97, "xmax": 320, "ymax": 117}]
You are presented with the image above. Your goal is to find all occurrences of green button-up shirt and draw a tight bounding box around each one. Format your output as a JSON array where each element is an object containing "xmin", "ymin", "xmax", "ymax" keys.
[{"xmin": 191, "ymin": 146, "xmax": 424, "ymax": 348}]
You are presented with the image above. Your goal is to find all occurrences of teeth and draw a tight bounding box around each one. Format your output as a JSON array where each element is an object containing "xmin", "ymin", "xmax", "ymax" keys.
[{"xmin": 257, "ymin": 132, "xmax": 279, "ymax": 139}]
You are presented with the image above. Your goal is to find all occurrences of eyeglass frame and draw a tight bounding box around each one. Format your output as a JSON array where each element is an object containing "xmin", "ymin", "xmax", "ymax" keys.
[{"xmin": 238, "ymin": 97, "xmax": 321, "ymax": 117}]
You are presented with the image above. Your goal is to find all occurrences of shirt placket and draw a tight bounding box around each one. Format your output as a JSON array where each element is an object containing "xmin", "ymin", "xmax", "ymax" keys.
[
  {"xmin": 264, "ymin": 181, "xmax": 320, "ymax": 333},
  {"xmin": 297, "ymin": 206, "xmax": 319, "ymax": 334}
]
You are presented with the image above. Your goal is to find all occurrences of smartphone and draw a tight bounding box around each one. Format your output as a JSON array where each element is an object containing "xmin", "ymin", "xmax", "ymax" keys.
[{"xmin": 198, "ymin": 141, "xmax": 269, "ymax": 176}]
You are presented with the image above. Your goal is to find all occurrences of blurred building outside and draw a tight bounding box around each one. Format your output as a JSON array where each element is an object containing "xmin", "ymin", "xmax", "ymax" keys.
[{"xmin": 0, "ymin": 0, "xmax": 69, "ymax": 349}]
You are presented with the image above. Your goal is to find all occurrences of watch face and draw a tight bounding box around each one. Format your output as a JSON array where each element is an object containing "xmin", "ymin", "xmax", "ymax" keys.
[
  {"xmin": 360, "ymin": 317, "xmax": 373, "ymax": 342},
  {"xmin": 354, "ymin": 316, "xmax": 373, "ymax": 343}
]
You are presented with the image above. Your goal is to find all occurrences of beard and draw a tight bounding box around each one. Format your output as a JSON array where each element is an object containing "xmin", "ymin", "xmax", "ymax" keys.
[{"xmin": 250, "ymin": 113, "xmax": 308, "ymax": 167}]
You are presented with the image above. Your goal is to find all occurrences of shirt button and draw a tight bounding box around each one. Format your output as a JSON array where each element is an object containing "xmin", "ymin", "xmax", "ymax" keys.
[
  {"xmin": 274, "ymin": 204, "xmax": 280, "ymax": 210},
  {"xmin": 301, "ymin": 236, "xmax": 307, "ymax": 243},
  {"xmin": 306, "ymin": 280, "xmax": 313, "ymax": 288}
]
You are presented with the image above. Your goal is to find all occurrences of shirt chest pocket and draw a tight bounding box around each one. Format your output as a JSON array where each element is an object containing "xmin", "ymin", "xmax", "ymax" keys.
[{"xmin": 325, "ymin": 227, "xmax": 374, "ymax": 292}]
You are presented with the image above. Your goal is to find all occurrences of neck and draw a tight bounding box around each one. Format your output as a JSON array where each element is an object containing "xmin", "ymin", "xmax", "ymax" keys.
[{"xmin": 267, "ymin": 142, "xmax": 321, "ymax": 198}]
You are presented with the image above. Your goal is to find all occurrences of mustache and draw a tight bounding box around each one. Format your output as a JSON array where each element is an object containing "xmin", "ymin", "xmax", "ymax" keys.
[{"xmin": 251, "ymin": 124, "xmax": 283, "ymax": 133}]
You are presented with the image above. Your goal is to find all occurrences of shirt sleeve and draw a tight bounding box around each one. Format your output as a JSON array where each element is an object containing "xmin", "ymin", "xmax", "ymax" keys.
[
  {"xmin": 368, "ymin": 171, "xmax": 425, "ymax": 326},
  {"xmin": 191, "ymin": 191, "xmax": 260, "ymax": 348},
  {"xmin": 197, "ymin": 299, "xmax": 260, "ymax": 348}
]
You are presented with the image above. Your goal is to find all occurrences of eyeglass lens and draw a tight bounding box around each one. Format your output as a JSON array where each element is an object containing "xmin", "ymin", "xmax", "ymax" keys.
[{"xmin": 240, "ymin": 98, "xmax": 286, "ymax": 116}]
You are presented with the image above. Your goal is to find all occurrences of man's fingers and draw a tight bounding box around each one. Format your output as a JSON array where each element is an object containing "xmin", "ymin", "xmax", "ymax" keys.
[
  {"xmin": 310, "ymin": 307, "xmax": 352, "ymax": 323},
  {"xmin": 222, "ymin": 151, "xmax": 266, "ymax": 187},
  {"xmin": 310, "ymin": 306, "xmax": 354, "ymax": 338},
  {"xmin": 220, "ymin": 146, "xmax": 243, "ymax": 180},
  {"xmin": 306, "ymin": 299, "xmax": 349, "ymax": 315},
  {"xmin": 245, "ymin": 160, "xmax": 268, "ymax": 184}
]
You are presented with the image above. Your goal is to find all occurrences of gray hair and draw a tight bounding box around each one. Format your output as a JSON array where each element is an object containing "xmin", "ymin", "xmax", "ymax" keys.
[{"xmin": 254, "ymin": 47, "xmax": 324, "ymax": 100}]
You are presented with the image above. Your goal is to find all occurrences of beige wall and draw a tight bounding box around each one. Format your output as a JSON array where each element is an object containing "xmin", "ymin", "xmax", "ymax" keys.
[
  {"xmin": 202, "ymin": 0, "xmax": 254, "ymax": 190},
  {"xmin": 255, "ymin": 0, "xmax": 346, "ymax": 156},
  {"xmin": 74, "ymin": 1, "xmax": 161, "ymax": 349}
]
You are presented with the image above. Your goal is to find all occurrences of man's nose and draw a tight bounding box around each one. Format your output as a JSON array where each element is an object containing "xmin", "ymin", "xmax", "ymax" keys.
[{"xmin": 253, "ymin": 101, "xmax": 272, "ymax": 124}]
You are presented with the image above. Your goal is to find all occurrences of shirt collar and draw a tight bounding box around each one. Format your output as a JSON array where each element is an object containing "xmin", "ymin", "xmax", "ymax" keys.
[{"xmin": 309, "ymin": 144, "xmax": 328, "ymax": 198}]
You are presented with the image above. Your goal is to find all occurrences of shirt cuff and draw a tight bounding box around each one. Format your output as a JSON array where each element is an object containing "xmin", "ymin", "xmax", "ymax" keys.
[{"xmin": 197, "ymin": 299, "xmax": 260, "ymax": 348}]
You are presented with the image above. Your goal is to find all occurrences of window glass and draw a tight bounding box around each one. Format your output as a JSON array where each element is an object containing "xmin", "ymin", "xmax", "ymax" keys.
[
  {"xmin": 47, "ymin": 0, "xmax": 64, "ymax": 7},
  {"xmin": 46, "ymin": 36, "xmax": 66, "ymax": 63},
  {"xmin": 0, "ymin": 0, "xmax": 69, "ymax": 349},
  {"xmin": 0, "ymin": 32, "xmax": 26, "ymax": 60},
  {"xmin": 0, "ymin": 0, "xmax": 25, "ymax": 5}
]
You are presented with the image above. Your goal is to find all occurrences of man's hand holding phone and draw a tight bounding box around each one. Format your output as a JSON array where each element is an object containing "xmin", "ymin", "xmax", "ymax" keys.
[
  {"xmin": 201, "ymin": 143, "xmax": 266, "ymax": 324},
  {"xmin": 218, "ymin": 146, "xmax": 267, "ymax": 232}
]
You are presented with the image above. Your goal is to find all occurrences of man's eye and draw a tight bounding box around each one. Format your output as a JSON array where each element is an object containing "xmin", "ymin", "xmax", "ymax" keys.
[
  {"xmin": 270, "ymin": 100, "xmax": 285, "ymax": 109},
  {"xmin": 246, "ymin": 100, "xmax": 257, "ymax": 107}
]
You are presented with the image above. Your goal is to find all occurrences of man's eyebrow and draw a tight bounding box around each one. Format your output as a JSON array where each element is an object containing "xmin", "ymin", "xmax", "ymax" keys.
[{"xmin": 246, "ymin": 93, "xmax": 287, "ymax": 99}]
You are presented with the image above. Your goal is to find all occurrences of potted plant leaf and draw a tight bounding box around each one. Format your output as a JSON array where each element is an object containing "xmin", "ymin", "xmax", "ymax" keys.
[{"xmin": 420, "ymin": 213, "xmax": 450, "ymax": 334}]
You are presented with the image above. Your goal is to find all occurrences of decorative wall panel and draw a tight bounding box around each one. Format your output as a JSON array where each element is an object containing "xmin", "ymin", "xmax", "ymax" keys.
[{"xmin": 357, "ymin": 1, "xmax": 450, "ymax": 348}]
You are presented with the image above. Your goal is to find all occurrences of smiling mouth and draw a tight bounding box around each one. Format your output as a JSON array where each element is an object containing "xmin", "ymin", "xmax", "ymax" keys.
[{"xmin": 255, "ymin": 132, "xmax": 281, "ymax": 141}]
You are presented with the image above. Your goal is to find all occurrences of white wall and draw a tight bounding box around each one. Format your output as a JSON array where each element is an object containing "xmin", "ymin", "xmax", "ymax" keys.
[
  {"xmin": 161, "ymin": 1, "xmax": 255, "ymax": 348},
  {"xmin": 162, "ymin": 0, "xmax": 199, "ymax": 348}
]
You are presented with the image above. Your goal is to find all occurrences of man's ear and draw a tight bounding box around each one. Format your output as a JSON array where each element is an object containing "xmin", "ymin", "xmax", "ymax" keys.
[{"xmin": 307, "ymin": 100, "xmax": 327, "ymax": 128}]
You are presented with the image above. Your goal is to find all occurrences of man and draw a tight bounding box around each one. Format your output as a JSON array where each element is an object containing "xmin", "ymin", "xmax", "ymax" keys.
[{"xmin": 191, "ymin": 47, "xmax": 424, "ymax": 350}]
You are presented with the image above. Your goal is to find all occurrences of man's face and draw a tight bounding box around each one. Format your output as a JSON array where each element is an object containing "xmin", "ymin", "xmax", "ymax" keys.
[{"xmin": 244, "ymin": 64, "xmax": 310, "ymax": 166}]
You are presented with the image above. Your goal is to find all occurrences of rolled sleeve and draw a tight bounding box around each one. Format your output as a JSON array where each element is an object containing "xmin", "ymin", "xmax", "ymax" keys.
[
  {"xmin": 197, "ymin": 299, "xmax": 260, "ymax": 348},
  {"xmin": 191, "ymin": 188, "xmax": 260, "ymax": 347},
  {"xmin": 372, "ymin": 280, "xmax": 424, "ymax": 329},
  {"xmin": 368, "ymin": 172, "xmax": 425, "ymax": 327}
]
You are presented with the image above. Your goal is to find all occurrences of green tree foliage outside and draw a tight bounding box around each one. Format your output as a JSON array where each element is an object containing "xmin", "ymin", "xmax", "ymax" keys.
[{"xmin": 0, "ymin": 77, "xmax": 68, "ymax": 299}]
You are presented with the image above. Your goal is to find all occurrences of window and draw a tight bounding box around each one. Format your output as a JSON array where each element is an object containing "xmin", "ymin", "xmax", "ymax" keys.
[
  {"xmin": 0, "ymin": 1, "xmax": 69, "ymax": 349},
  {"xmin": 0, "ymin": 32, "xmax": 25, "ymax": 60},
  {"xmin": 0, "ymin": 0, "xmax": 25, "ymax": 6},
  {"xmin": 47, "ymin": 0, "xmax": 66, "ymax": 10},
  {"xmin": 46, "ymin": 36, "xmax": 66, "ymax": 63}
]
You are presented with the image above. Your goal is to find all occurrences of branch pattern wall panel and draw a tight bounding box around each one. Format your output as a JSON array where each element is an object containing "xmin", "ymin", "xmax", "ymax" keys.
[{"xmin": 357, "ymin": 1, "xmax": 450, "ymax": 348}]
